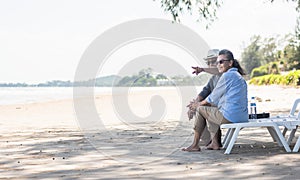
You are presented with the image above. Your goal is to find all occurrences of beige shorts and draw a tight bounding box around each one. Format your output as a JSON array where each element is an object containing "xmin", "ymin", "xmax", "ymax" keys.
[{"xmin": 194, "ymin": 106, "xmax": 231, "ymax": 135}]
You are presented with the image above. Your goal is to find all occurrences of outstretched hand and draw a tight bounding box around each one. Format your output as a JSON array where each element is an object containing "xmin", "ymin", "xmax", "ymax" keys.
[{"xmin": 192, "ymin": 66, "xmax": 204, "ymax": 75}]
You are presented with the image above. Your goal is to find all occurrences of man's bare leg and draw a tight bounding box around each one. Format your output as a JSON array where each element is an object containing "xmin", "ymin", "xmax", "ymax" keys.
[
  {"xmin": 206, "ymin": 128, "xmax": 222, "ymax": 147},
  {"xmin": 201, "ymin": 126, "xmax": 212, "ymax": 146},
  {"xmin": 206, "ymin": 131, "xmax": 221, "ymax": 150},
  {"xmin": 182, "ymin": 130, "xmax": 201, "ymax": 152}
]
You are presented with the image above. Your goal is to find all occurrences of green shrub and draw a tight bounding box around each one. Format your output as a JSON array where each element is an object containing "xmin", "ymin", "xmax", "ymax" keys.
[
  {"xmin": 250, "ymin": 62, "xmax": 282, "ymax": 78},
  {"xmin": 251, "ymin": 66, "xmax": 268, "ymax": 78},
  {"xmin": 269, "ymin": 74, "xmax": 276, "ymax": 84},
  {"xmin": 249, "ymin": 70, "xmax": 300, "ymax": 86},
  {"xmin": 248, "ymin": 77, "xmax": 258, "ymax": 85},
  {"xmin": 274, "ymin": 75, "xmax": 283, "ymax": 85},
  {"xmin": 285, "ymin": 70, "xmax": 300, "ymax": 86}
]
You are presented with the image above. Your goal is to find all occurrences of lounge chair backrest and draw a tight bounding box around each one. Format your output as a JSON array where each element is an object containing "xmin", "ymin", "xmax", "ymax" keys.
[{"xmin": 289, "ymin": 98, "xmax": 300, "ymax": 117}]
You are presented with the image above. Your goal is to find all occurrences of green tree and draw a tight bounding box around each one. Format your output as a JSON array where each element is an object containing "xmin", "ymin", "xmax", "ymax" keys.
[
  {"xmin": 116, "ymin": 68, "xmax": 159, "ymax": 86},
  {"xmin": 294, "ymin": 14, "xmax": 300, "ymax": 69},
  {"xmin": 158, "ymin": 0, "xmax": 300, "ymax": 27},
  {"xmin": 241, "ymin": 35, "xmax": 262, "ymax": 74},
  {"xmin": 260, "ymin": 37, "xmax": 278, "ymax": 64},
  {"xmin": 158, "ymin": 0, "xmax": 221, "ymax": 28},
  {"xmin": 279, "ymin": 33, "xmax": 300, "ymax": 70},
  {"xmin": 138, "ymin": 68, "xmax": 153, "ymax": 79},
  {"xmin": 284, "ymin": 41, "xmax": 298, "ymax": 70},
  {"xmin": 242, "ymin": 34, "xmax": 300, "ymax": 76},
  {"xmin": 156, "ymin": 74, "xmax": 168, "ymax": 79}
]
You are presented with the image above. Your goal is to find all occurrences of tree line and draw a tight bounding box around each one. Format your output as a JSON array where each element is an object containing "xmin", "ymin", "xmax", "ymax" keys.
[
  {"xmin": 241, "ymin": 33, "xmax": 300, "ymax": 77},
  {"xmin": 0, "ymin": 70, "xmax": 211, "ymax": 87}
]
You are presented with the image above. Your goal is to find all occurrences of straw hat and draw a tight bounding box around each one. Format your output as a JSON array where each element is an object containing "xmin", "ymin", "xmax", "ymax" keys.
[{"xmin": 204, "ymin": 49, "xmax": 219, "ymax": 60}]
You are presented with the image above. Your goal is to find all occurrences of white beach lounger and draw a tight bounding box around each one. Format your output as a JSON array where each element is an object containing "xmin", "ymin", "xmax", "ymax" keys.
[
  {"xmin": 221, "ymin": 121, "xmax": 292, "ymax": 154},
  {"xmin": 221, "ymin": 98, "xmax": 300, "ymax": 155}
]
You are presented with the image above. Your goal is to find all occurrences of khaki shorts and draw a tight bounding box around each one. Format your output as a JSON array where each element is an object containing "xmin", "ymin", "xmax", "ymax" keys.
[{"xmin": 194, "ymin": 106, "xmax": 231, "ymax": 135}]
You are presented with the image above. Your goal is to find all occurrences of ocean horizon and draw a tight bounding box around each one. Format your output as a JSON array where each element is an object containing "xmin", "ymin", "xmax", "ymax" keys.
[{"xmin": 0, "ymin": 86, "xmax": 204, "ymax": 105}]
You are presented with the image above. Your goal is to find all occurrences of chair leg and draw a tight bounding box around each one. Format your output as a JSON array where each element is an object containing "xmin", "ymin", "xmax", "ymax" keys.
[
  {"xmin": 268, "ymin": 127, "xmax": 284, "ymax": 146},
  {"xmin": 287, "ymin": 126, "xmax": 298, "ymax": 145},
  {"xmin": 271, "ymin": 125, "xmax": 291, "ymax": 152},
  {"xmin": 224, "ymin": 127, "xmax": 241, "ymax": 155},
  {"xmin": 222, "ymin": 129, "xmax": 230, "ymax": 145},
  {"xmin": 223, "ymin": 128, "xmax": 235, "ymax": 148},
  {"xmin": 267, "ymin": 127, "xmax": 278, "ymax": 142},
  {"xmin": 293, "ymin": 136, "xmax": 300, "ymax": 152},
  {"xmin": 283, "ymin": 127, "xmax": 288, "ymax": 137}
]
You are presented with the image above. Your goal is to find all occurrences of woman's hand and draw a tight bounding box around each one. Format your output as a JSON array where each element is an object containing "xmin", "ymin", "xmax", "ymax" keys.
[
  {"xmin": 187, "ymin": 99, "xmax": 211, "ymax": 120},
  {"xmin": 199, "ymin": 100, "xmax": 211, "ymax": 106}
]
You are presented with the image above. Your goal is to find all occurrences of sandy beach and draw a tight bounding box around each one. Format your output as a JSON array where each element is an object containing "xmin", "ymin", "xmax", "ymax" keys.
[{"xmin": 1, "ymin": 85, "xmax": 300, "ymax": 179}]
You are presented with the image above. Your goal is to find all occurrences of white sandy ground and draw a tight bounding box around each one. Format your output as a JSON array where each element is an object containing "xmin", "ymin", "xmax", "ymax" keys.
[{"xmin": 1, "ymin": 85, "xmax": 300, "ymax": 179}]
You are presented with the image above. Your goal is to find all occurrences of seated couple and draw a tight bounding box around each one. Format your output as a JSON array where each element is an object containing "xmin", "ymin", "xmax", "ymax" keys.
[{"xmin": 183, "ymin": 49, "xmax": 248, "ymax": 152}]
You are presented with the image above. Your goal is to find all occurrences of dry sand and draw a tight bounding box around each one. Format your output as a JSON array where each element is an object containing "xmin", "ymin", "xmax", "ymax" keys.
[{"xmin": 1, "ymin": 85, "xmax": 300, "ymax": 179}]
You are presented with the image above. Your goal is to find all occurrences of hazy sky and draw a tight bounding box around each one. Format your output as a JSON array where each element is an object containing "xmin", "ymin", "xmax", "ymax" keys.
[{"xmin": 0, "ymin": 0, "xmax": 298, "ymax": 83}]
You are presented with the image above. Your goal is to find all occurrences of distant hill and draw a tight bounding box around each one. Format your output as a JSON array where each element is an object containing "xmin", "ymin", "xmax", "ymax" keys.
[
  {"xmin": 0, "ymin": 75, "xmax": 122, "ymax": 87},
  {"xmin": 95, "ymin": 75, "xmax": 122, "ymax": 86}
]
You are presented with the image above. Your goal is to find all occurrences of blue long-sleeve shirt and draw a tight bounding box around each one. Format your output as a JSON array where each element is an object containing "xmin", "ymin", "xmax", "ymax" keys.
[{"xmin": 206, "ymin": 68, "xmax": 248, "ymax": 123}]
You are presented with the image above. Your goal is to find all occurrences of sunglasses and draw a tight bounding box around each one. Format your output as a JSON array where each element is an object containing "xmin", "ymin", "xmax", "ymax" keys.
[
  {"xmin": 207, "ymin": 61, "xmax": 217, "ymax": 66},
  {"xmin": 216, "ymin": 59, "xmax": 231, "ymax": 64}
]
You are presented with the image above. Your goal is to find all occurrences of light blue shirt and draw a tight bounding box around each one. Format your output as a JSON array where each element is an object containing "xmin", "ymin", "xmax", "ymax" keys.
[
  {"xmin": 206, "ymin": 68, "xmax": 248, "ymax": 123},
  {"xmin": 199, "ymin": 73, "xmax": 222, "ymax": 99}
]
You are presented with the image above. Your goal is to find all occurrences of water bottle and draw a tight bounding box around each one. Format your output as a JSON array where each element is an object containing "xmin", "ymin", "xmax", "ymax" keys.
[{"xmin": 250, "ymin": 96, "xmax": 257, "ymax": 119}]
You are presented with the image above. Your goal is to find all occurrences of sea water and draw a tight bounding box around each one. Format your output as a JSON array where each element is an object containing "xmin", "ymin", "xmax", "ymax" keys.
[
  {"xmin": 0, "ymin": 86, "xmax": 204, "ymax": 105},
  {"xmin": 0, "ymin": 87, "xmax": 110, "ymax": 105}
]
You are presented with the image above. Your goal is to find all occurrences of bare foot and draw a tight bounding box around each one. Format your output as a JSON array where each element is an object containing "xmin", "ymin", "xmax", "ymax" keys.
[
  {"xmin": 206, "ymin": 143, "xmax": 221, "ymax": 150},
  {"xmin": 181, "ymin": 145, "xmax": 201, "ymax": 152}
]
